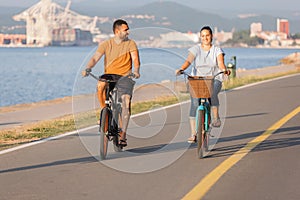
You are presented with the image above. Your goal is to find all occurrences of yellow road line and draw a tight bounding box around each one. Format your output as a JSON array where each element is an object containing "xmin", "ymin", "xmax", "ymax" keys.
[{"xmin": 182, "ymin": 106, "xmax": 300, "ymax": 200}]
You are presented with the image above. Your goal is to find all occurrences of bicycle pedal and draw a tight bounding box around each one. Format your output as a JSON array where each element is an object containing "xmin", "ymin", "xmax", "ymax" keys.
[{"xmin": 116, "ymin": 129, "xmax": 123, "ymax": 137}]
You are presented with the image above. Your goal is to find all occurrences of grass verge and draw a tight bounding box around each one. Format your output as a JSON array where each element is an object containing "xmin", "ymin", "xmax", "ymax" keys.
[
  {"xmin": 223, "ymin": 70, "xmax": 300, "ymax": 90},
  {"xmin": 0, "ymin": 69, "xmax": 299, "ymax": 150}
]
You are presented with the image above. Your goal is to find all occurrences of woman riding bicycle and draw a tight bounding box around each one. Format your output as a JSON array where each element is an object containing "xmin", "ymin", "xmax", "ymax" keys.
[
  {"xmin": 175, "ymin": 26, "xmax": 230, "ymax": 143},
  {"xmin": 82, "ymin": 19, "xmax": 141, "ymax": 147}
]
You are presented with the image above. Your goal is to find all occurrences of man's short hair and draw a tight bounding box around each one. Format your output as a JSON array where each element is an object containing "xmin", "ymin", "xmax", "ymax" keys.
[{"xmin": 113, "ymin": 19, "xmax": 128, "ymax": 33}]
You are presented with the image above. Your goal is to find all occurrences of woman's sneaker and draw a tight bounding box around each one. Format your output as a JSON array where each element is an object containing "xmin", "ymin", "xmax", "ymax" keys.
[
  {"xmin": 188, "ymin": 135, "xmax": 197, "ymax": 143},
  {"xmin": 212, "ymin": 118, "xmax": 221, "ymax": 127}
]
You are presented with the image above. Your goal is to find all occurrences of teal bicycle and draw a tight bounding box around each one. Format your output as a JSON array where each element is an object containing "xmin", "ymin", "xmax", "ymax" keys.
[{"xmin": 179, "ymin": 71, "xmax": 225, "ymax": 159}]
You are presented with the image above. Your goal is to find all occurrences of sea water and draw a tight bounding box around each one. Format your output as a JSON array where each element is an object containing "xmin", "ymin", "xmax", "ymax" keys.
[{"xmin": 0, "ymin": 46, "xmax": 299, "ymax": 107}]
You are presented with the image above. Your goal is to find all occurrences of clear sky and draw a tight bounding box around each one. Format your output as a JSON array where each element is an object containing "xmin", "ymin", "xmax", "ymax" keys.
[{"xmin": 0, "ymin": 0, "xmax": 299, "ymax": 11}]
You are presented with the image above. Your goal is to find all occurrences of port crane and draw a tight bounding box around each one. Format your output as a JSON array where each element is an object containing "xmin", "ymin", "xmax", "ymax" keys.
[{"xmin": 13, "ymin": 0, "xmax": 99, "ymax": 46}]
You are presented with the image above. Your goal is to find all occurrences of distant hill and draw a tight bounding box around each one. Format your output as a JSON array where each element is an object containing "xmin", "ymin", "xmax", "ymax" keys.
[
  {"xmin": 1, "ymin": 1, "xmax": 299, "ymax": 34},
  {"xmin": 106, "ymin": 1, "xmax": 300, "ymax": 33},
  {"xmin": 0, "ymin": 7, "xmax": 24, "ymax": 26},
  {"xmin": 119, "ymin": 1, "xmax": 230, "ymax": 32}
]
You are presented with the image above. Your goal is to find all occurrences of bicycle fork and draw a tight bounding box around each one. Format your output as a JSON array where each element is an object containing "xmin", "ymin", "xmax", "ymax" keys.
[{"xmin": 195, "ymin": 102, "xmax": 210, "ymax": 132}]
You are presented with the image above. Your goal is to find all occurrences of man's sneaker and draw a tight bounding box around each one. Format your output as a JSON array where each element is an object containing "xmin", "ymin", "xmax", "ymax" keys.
[{"xmin": 212, "ymin": 118, "xmax": 221, "ymax": 127}]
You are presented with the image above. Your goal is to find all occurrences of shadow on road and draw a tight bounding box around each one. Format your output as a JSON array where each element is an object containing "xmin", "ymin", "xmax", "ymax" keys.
[
  {"xmin": 1, "ymin": 126, "xmax": 298, "ymax": 173},
  {"xmin": 0, "ymin": 122, "xmax": 22, "ymax": 127},
  {"xmin": 225, "ymin": 112, "xmax": 268, "ymax": 119},
  {"xmin": 107, "ymin": 141, "xmax": 194, "ymax": 160},
  {"xmin": 209, "ymin": 126, "xmax": 300, "ymax": 158},
  {"xmin": 0, "ymin": 156, "xmax": 97, "ymax": 174}
]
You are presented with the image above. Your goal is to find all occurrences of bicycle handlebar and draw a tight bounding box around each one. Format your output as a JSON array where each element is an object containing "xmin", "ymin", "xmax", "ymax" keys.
[
  {"xmin": 178, "ymin": 70, "xmax": 225, "ymax": 79},
  {"xmin": 85, "ymin": 69, "xmax": 136, "ymax": 81},
  {"xmin": 85, "ymin": 70, "xmax": 100, "ymax": 81}
]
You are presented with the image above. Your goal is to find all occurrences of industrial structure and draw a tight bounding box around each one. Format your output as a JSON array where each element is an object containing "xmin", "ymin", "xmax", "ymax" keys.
[{"xmin": 13, "ymin": 0, "xmax": 100, "ymax": 46}]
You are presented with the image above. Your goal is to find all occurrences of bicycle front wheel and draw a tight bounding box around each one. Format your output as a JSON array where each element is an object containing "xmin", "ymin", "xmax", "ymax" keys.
[
  {"xmin": 99, "ymin": 107, "xmax": 110, "ymax": 160},
  {"xmin": 112, "ymin": 104, "xmax": 123, "ymax": 152},
  {"xmin": 196, "ymin": 109, "xmax": 205, "ymax": 159}
]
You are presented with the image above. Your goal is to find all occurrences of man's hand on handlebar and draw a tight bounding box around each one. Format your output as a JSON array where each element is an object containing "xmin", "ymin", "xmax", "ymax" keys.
[
  {"xmin": 133, "ymin": 71, "xmax": 140, "ymax": 79},
  {"xmin": 82, "ymin": 68, "xmax": 92, "ymax": 77}
]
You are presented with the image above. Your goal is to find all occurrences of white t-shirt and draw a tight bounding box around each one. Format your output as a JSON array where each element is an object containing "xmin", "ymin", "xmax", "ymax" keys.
[{"xmin": 188, "ymin": 44, "xmax": 224, "ymax": 81}]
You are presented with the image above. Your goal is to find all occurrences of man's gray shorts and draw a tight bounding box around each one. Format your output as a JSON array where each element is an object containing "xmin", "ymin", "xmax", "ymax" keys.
[{"xmin": 116, "ymin": 76, "xmax": 135, "ymax": 97}]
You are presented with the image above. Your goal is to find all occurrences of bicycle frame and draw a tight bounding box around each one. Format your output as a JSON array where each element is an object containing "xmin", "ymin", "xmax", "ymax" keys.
[
  {"xmin": 86, "ymin": 72, "xmax": 124, "ymax": 159},
  {"xmin": 98, "ymin": 75, "xmax": 122, "ymax": 138},
  {"xmin": 87, "ymin": 72, "xmax": 121, "ymax": 120},
  {"xmin": 86, "ymin": 71, "xmax": 135, "ymax": 154},
  {"xmin": 108, "ymin": 84, "xmax": 121, "ymax": 137}
]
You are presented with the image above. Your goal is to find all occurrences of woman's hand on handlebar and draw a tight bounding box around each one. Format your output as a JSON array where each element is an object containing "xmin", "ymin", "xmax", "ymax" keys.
[
  {"xmin": 175, "ymin": 69, "xmax": 184, "ymax": 76},
  {"xmin": 224, "ymin": 70, "xmax": 231, "ymax": 76}
]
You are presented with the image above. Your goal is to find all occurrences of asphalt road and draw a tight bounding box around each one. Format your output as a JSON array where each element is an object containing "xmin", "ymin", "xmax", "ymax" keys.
[{"xmin": 0, "ymin": 74, "xmax": 299, "ymax": 200}]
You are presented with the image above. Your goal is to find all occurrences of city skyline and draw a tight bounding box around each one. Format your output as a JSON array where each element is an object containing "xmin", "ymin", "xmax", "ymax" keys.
[
  {"xmin": 0, "ymin": 0, "xmax": 299, "ymax": 12},
  {"xmin": 0, "ymin": 0, "xmax": 299, "ymax": 49}
]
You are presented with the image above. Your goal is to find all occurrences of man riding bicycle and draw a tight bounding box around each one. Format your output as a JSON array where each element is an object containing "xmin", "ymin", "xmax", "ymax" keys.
[{"xmin": 82, "ymin": 19, "xmax": 141, "ymax": 147}]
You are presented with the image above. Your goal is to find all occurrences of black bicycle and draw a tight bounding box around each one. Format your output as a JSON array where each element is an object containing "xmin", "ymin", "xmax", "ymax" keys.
[{"xmin": 86, "ymin": 71, "xmax": 134, "ymax": 160}]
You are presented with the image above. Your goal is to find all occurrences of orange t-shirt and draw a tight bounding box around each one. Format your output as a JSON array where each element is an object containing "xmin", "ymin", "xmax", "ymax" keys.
[{"xmin": 96, "ymin": 38, "xmax": 138, "ymax": 76}]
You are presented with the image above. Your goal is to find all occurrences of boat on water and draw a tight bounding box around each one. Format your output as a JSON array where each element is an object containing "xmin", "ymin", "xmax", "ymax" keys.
[{"xmin": 51, "ymin": 28, "xmax": 94, "ymax": 46}]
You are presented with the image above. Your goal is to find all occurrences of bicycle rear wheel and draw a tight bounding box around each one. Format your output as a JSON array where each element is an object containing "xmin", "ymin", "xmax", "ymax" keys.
[
  {"xmin": 99, "ymin": 107, "xmax": 110, "ymax": 160},
  {"xmin": 112, "ymin": 123, "xmax": 122, "ymax": 152}
]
